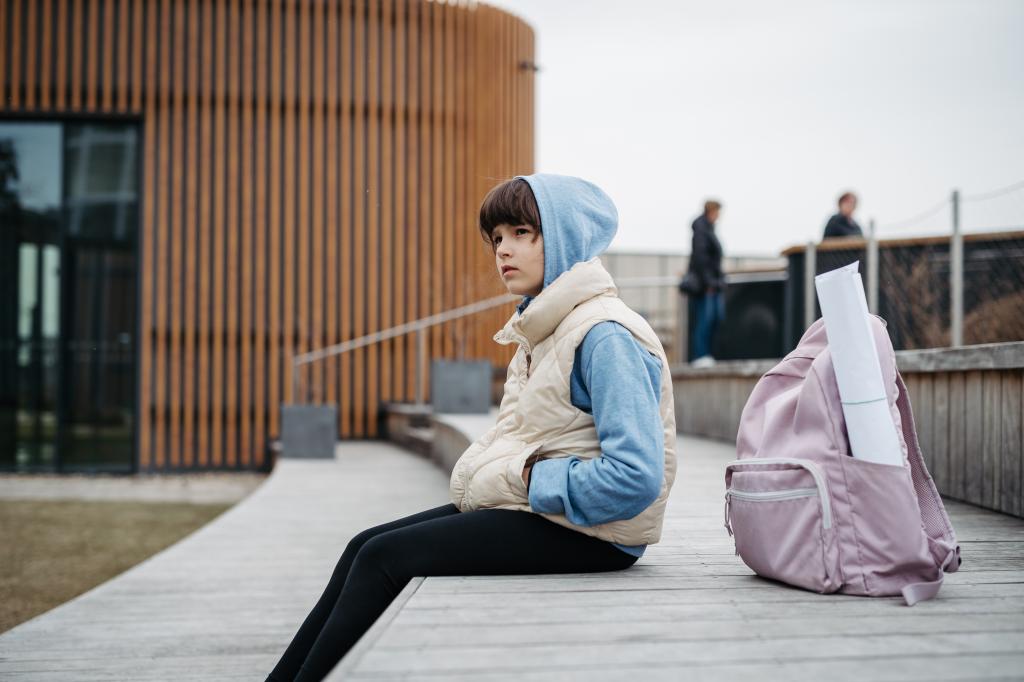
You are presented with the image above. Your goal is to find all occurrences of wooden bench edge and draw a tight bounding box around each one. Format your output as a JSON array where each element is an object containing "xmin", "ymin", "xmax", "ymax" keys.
[{"xmin": 326, "ymin": 576, "xmax": 426, "ymax": 680}]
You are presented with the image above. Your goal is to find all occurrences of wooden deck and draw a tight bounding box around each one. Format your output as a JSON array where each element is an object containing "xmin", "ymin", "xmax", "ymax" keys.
[
  {"xmin": 1, "ymin": 436, "xmax": 1022, "ymax": 681},
  {"xmin": 330, "ymin": 436, "xmax": 1024, "ymax": 681}
]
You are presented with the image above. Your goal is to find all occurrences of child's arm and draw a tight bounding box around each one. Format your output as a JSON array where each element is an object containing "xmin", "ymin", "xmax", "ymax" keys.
[{"xmin": 526, "ymin": 322, "xmax": 664, "ymax": 526}]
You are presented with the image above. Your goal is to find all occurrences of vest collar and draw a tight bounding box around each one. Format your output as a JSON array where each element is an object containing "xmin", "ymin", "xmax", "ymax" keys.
[{"xmin": 493, "ymin": 258, "xmax": 617, "ymax": 350}]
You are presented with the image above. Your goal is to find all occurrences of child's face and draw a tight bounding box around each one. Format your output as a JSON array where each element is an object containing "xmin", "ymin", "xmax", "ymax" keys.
[{"xmin": 492, "ymin": 223, "xmax": 544, "ymax": 297}]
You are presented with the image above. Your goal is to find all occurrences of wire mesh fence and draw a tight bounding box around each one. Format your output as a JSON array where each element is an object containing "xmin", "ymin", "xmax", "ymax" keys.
[
  {"xmin": 791, "ymin": 229, "xmax": 1024, "ymax": 352},
  {"xmin": 791, "ymin": 183, "xmax": 1024, "ymax": 351},
  {"xmin": 961, "ymin": 233, "xmax": 1024, "ymax": 345},
  {"xmin": 885, "ymin": 183, "xmax": 1024, "ymax": 349},
  {"xmin": 602, "ymin": 183, "xmax": 1024, "ymax": 362},
  {"xmin": 877, "ymin": 238, "xmax": 952, "ymax": 349},
  {"xmin": 871, "ymin": 181, "xmax": 1024, "ymax": 348}
]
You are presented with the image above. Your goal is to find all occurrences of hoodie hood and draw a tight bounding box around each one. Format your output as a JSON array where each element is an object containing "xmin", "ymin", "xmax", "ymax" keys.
[{"xmin": 516, "ymin": 174, "xmax": 618, "ymax": 307}]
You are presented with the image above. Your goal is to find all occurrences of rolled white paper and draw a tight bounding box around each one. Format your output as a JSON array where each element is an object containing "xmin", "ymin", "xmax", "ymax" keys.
[{"xmin": 814, "ymin": 262, "xmax": 904, "ymax": 466}]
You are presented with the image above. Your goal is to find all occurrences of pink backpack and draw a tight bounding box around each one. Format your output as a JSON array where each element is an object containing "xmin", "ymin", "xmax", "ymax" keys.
[{"xmin": 725, "ymin": 316, "xmax": 961, "ymax": 605}]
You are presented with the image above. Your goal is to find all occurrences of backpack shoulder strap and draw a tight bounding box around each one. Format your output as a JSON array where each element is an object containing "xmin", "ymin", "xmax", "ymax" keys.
[{"xmin": 895, "ymin": 372, "xmax": 962, "ymax": 575}]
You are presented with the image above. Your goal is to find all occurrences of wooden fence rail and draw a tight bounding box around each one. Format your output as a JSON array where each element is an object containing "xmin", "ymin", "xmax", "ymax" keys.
[{"xmin": 673, "ymin": 342, "xmax": 1024, "ymax": 518}]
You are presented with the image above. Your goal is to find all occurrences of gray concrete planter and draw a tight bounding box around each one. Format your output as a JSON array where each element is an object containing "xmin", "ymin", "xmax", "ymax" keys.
[
  {"xmin": 430, "ymin": 360, "xmax": 491, "ymax": 414},
  {"xmin": 281, "ymin": 404, "xmax": 338, "ymax": 459}
]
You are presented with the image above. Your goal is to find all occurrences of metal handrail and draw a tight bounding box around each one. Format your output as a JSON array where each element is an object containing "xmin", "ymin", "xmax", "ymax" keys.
[
  {"xmin": 290, "ymin": 273, "xmax": 785, "ymax": 405},
  {"xmin": 291, "ymin": 293, "xmax": 518, "ymax": 404}
]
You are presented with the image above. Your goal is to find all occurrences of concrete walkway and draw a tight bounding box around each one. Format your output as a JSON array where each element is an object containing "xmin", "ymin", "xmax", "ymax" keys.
[
  {"xmin": 0, "ymin": 442, "xmax": 451, "ymax": 680},
  {"xmin": 0, "ymin": 471, "xmax": 266, "ymax": 504}
]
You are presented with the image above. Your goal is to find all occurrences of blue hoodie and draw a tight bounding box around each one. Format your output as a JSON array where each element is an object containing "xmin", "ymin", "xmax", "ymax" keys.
[{"xmin": 515, "ymin": 174, "xmax": 665, "ymax": 558}]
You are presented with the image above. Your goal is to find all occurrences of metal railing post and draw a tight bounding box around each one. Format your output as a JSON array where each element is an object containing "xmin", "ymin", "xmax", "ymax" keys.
[
  {"xmin": 804, "ymin": 241, "xmax": 817, "ymax": 330},
  {"xmin": 867, "ymin": 218, "xmax": 879, "ymax": 314},
  {"xmin": 950, "ymin": 189, "xmax": 963, "ymax": 347}
]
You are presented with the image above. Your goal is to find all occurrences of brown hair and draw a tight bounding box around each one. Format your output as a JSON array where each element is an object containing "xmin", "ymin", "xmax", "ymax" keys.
[
  {"xmin": 478, "ymin": 178, "xmax": 542, "ymax": 248},
  {"xmin": 838, "ymin": 191, "xmax": 857, "ymax": 206},
  {"xmin": 704, "ymin": 199, "xmax": 722, "ymax": 215}
]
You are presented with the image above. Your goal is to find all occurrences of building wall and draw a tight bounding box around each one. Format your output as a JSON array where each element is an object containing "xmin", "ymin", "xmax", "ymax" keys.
[{"xmin": 0, "ymin": 0, "xmax": 534, "ymax": 471}]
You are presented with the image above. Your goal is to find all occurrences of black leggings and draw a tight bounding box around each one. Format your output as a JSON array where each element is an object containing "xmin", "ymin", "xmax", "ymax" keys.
[{"xmin": 267, "ymin": 503, "xmax": 637, "ymax": 681}]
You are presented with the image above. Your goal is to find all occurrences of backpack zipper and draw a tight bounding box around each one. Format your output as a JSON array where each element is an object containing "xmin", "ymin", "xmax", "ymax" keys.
[
  {"xmin": 725, "ymin": 458, "xmax": 833, "ymax": 530},
  {"xmin": 727, "ymin": 487, "xmax": 819, "ymax": 502}
]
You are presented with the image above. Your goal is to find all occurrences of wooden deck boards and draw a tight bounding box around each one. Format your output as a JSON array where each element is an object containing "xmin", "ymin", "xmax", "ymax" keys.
[
  {"xmin": 1, "ymin": 436, "xmax": 1022, "ymax": 681},
  {"xmin": 332, "ymin": 435, "xmax": 1024, "ymax": 681}
]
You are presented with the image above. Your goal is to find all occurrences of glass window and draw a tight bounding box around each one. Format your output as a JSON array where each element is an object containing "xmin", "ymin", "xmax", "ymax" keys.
[
  {"xmin": 65, "ymin": 124, "xmax": 139, "ymax": 244},
  {"xmin": 0, "ymin": 121, "xmax": 139, "ymax": 473}
]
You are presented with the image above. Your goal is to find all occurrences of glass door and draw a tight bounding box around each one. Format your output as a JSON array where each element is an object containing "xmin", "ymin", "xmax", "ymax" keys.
[
  {"xmin": 59, "ymin": 245, "xmax": 138, "ymax": 471},
  {"xmin": 59, "ymin": 123, "xmax": 139, "ymax": 472},
  {"xmin": 0, "ymin": 121, "xmax": 138, "ymax": 473},
  {"xmin": 0, "ymin": 123, "xmax": 63, "ymax": 471}
]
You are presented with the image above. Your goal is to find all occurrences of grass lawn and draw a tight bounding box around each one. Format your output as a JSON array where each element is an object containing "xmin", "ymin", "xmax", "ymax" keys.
[{"xmin": 0, "ymin": 500, "xmax": 229, "ymax": 633}]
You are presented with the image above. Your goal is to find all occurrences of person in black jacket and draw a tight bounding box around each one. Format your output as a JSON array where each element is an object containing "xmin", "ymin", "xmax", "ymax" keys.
[
  {"xmin": 687, "ymin": 200, "xmax": 725, "ymax": 366},
  {"xmin": 823, "ymin": 191, "xmax": 863, "ymax": 239}
]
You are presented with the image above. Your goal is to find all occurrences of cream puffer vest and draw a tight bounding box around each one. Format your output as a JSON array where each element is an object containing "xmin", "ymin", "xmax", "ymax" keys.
[{"xmin": 449, "ymin": 258, "xmax": 677, "ymax": 546}]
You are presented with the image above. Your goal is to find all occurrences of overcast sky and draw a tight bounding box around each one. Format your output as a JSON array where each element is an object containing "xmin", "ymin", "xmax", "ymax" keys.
[{"xmin": 484, "ymin": 0, "xmax": 1024, "ymax": 256}]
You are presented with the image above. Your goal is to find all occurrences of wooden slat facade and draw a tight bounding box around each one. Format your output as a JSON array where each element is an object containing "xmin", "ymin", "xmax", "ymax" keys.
[{"xmin": 0, "ymin": 0, "xmax": 534, "ymax": 471}]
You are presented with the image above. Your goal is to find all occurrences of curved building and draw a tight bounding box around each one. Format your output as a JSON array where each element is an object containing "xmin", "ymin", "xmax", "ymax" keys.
[{"xmin": 0, "ymin": 0, "xmax": 535, "ymax": 472}]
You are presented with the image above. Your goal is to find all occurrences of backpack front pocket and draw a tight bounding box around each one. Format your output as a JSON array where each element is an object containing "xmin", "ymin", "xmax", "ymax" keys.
[{"xmin": 725, "ymin": 458, "xmax": 841, "ymax": 594}]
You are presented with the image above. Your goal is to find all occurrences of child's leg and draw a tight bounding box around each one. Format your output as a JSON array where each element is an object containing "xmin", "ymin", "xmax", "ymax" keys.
[
  {"xmin": 293, "ymin": 508, "xmax": 636, "ymax": 681},
  {"xmin": 268, "ymin": 504, "xmax": 459, "ymax": 681}
]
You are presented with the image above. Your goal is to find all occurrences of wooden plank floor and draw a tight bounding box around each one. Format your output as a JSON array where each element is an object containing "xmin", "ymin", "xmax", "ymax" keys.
[
  {"xmin": 2, "ymin": 436, "xmax": 1022, "ymax": 681},
  {"xmin": 331, "ymin": 435, "xmax": 1024, "ymax": 682},
  {"xmin": 0, "ymin": 443, "xmax": 452, "ymax": 681}
]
